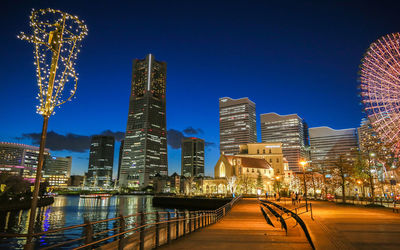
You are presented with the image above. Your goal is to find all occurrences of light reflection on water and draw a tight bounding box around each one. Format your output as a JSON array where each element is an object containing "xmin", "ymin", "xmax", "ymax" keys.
[{"xmin": 0, "ymin": 195, "xmax": 169, "ymax": 249}]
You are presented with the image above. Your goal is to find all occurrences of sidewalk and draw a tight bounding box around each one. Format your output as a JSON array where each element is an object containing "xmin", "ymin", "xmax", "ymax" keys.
[
  {"xmin": 159, "ymin": 198, "xmax": 311, "ymax": 250},
  {"xmin": 277, "ymin": 199, "xmax": 400, "ymax": 250}
]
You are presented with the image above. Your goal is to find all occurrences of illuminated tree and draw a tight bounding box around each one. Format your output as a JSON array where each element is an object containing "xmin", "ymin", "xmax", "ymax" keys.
[
  {"xmin": 359, "ymin": 32, "xmax": 400, "ymax": 158},
  {"xmin": 19, "ymin": 8, "xmax": 88, "ymax": 248}
]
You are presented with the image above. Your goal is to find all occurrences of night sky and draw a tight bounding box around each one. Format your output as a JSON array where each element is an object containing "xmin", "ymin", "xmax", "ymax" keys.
[{"xmin": 1, "ymin": 0, "xmax": 399, "ymax": 177}]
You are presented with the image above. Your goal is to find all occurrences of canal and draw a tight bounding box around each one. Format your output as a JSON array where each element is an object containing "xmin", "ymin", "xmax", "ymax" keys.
[{"xmin": 0, "ymin": 195, "xmax": 170, "ymax": 249}]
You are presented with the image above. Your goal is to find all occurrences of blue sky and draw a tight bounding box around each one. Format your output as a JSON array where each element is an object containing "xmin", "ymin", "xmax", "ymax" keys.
[{"xmin": 1, "ymin": 0, "xmax": 399, "ymax": 177}]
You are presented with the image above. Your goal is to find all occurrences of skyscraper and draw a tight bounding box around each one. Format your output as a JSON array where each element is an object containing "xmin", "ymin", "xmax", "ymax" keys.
[
  {"xmin": 260, "ymin": 113, "xmax": 308, "ymax": 172},
  {"xmin": 87, "ymin": 135, "xmax": 114, "ymax": 187},
  {"xmin": 119, "ymin": 54, "xmax": 168, "ymax": 188},
  {"xmin": 309, "ymin": 127, "xmax": 358, "ymax": 170},
  {"xmin": 181, "ymin": 137, "xmax": 205, "ymax": 177},
  {"xmin": 219, "ymin": 97, "xmax": 257, "ymax": 155}
]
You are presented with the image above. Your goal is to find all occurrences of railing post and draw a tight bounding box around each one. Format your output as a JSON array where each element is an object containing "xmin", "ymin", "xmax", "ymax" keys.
[
  {"xmin": 155, "ymin": 212, "xmax": 160, "ymax": 248},
  {"xmin": 176, "ymin": 212, "xmax": 179, "ymax": 239},
  {"xmin": 84, "ymin": 218, "xmax": 93, "ymax": 246},
  {"xmin": 202, "ymin": 212, "xmax": 204, "ymax": 227},
  {"xmin": 118, "ymin": 215, "xmax": 126, "ymax": 250},
  {"xmin": 139, "ymin": 212, "xmax": 145, "ymax": 250},
  {"xmin": 189, "ymin": 212, "xmax": 192, "ymax": 233},
  {"xmin": 194, "ymin": 211, "xmax": 197, "ymax": 230},
  {"xmin": 167, "ymin": 212, "xmax": 171, "ymax": 243},
  {"xmin": 223, "ymin": 207, "xmax": 226, "ymax": 217},
  {"xmin": 183, "ymin": 212, "xmax": 186, "ymax": 236}
]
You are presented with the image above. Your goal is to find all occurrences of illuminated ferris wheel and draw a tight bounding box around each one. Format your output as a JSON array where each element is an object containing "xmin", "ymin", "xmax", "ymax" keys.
[{"xmin": 359, "ymin": 32, "xmax": 400, "ymax": 157}]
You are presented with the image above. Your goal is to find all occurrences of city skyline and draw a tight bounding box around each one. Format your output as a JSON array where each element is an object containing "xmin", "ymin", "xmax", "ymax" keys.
[{"xmin": 1, "ymin": 1, "xmax": 399, "ymax": 177}]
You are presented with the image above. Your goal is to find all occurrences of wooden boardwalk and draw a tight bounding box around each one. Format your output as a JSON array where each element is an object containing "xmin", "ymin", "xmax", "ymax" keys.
[{"xmin": 159, "ymin": 198, "xmax": 311, "ymax": 250}]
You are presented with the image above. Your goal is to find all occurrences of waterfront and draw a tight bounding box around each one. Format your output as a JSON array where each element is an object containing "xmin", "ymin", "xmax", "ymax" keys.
[{"xmin": 0, "ymin": 195, "xmax": 169, "ymax": 249}]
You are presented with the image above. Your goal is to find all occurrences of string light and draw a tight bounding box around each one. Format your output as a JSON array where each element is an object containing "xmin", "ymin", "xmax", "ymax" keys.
[{"xmin": 18, "ymin": 8, "xmax": 88, "ymax": 117}]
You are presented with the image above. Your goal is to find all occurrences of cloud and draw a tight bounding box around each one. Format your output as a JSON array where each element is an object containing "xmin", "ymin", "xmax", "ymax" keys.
[
  {"xmin": 183, "ymin": 127, "xmax": 204, "ymax": 135},
  {"xmin": 167, "ymin": 129, "xmax": 186, "ymax": 149},
  {"xmin": 167, "ymin": 129, "xmax": 216, "ymax": 149},
  {"xmin": 19, "ymin": 130, "xmax": 125, "ymax": 153}
]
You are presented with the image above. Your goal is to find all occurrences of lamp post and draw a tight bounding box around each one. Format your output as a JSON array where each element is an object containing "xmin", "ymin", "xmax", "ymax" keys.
[
  {"xmin": 300, "ymin": 161, "xmax": 308, "ymax": 210},
  {"xmin": 19, "ymin": 9, "xmax": 87, "ymax": 249}
]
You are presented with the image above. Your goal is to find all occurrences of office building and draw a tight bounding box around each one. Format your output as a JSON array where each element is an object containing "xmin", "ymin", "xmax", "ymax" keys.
[
  {"xmin": 119, "ymin": 54, "xmax": 168, "ymax": 188},
  {"xmin": 219, "ymin": 97, "xmax": 257, "ymax": 155},
  {"xmin": 181, "ymin": 137, "xmax": 205, "ymax": 177},
  {"xmin": 43, "ymin": 156, "xmax": 72, "ymax": 186},
  {"xmin": 309, "ymin": 127, "xmax": 358, "ymax": 170},
  {"xmin": 0, "ymin": 142, "xmax": 50, "ymax": 181},
  {"xmin": 260, "ymin": 113, "xmax": 308, "ymax": 172},
  {"xmin": 87, "ymin": 135, "xmax": 114, "ymax": 187},
  {"xmin": 117, "ymin": 139, "xmax": 124, "ymax": 181}
]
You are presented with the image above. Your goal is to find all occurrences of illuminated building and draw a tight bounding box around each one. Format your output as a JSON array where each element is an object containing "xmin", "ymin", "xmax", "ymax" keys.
[
  {"xmin": 87, "ymin": 135, "xmax": 114, "ymax": 187},
  {"xmin": 357, "ymin": 118, "xmax": 375, "ymax": 153},
  {"xmin": 0, "ymin": 142, "xmax": 49, "ymax": 181},
  {"xmin": 219, "ymin": 97, "xmax": 257, "ymax": 155},
  {"xmin": 309, "ymin": 127, "xmax": 358, "ymax": 170},
  {"xmin": 181, "ymin": 137, "xmax": 205, "ymax": 177},
  {"xmin": 119, "ymin": 54, "xmax": 168, "ymax": 188},
  {"xmin": 43, "ymin": 156, "xmax": 72, "ymax": 186},
  {"xmin": 236, "ymin": 143, "xmax": 291, "ymax": 180},
  {"xmin": 212, "ymin": 154, "xmax": 274, "ymax": 194},
  {"xmin": 117, "ymin": 139, "xmax": 124, "ymax": 181},
  {"xmin": 260, "ymin": 113, "xmax": 308, "ymax": 172}
]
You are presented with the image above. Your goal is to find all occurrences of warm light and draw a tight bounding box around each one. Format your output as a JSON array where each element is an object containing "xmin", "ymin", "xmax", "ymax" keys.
[{"xmin": 300, "ymin": 161, "xmax": 307, "ymax": 167}]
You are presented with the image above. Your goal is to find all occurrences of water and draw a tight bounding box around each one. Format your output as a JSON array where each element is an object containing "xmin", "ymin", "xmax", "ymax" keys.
[{"xmin": 0, "ymin": 195, "xmax": 169, "ymax": 249}]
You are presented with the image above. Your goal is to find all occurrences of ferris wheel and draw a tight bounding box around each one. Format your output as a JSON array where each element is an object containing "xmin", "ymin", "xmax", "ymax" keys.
[{"xmin": 359, "ymin": 32, "xmax": 400, "ymax": 157}]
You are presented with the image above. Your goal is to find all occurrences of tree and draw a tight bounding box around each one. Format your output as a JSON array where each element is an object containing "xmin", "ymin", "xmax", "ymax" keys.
[
  {"xmin": 256, "ymin": 172, "xmax": 263, "ymax": 189},
  {"xmin": 226, "ymin": 176, "xmax": 237, "ymax": 194},
  {"xmin": 332, "ymin": 155, "xmax": 353, "ymax": 203},
  {"xmin": 238, "ymin": 174, "xmax": 255, "ymax": 194}
]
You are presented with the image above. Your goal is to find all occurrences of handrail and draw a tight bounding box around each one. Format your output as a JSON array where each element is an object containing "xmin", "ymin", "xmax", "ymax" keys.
[{"xmin": 0, "ymin": 195, "xmax": 242, "ymax": 249}]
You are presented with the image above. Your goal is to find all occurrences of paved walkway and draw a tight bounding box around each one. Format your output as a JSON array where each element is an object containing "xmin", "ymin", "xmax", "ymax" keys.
[
  {"xmin": 159, "ymin": 198, "xmax": 311, "ymax": 250},
  {"xmin": 276, "ymin": 199, "xmax": 400, "ymax": 250}
]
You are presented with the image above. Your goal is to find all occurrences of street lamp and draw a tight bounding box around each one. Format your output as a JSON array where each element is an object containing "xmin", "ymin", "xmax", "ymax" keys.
[
  {"xmin": 300, "ymin": 160, "xmax": 308, "ymax": 210},
  {"xmin": 19, "ymin": 9, "xmax": 87, "ymax": 249},
  {"xmin": 275, "ymin": 176, "xmax": 281, "ymax": 195}
]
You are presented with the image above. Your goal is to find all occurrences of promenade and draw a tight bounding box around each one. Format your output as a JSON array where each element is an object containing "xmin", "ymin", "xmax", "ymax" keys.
[
  {"xmin": 160, "ymin": 198, "xmax": 400, "ymax": 250},
  {"xmin": 288, "ymin": 200, "xmax": 400, "ymax": 250},
  {"xmin": 159, "ymin": 198, "xmax": 311, "ymax": 250}
]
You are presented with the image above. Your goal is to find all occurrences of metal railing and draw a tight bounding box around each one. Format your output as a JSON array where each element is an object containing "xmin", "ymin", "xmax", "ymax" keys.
[{"xmin": 0, "ymin": 195, "xmax": 242, "ymax": 249}]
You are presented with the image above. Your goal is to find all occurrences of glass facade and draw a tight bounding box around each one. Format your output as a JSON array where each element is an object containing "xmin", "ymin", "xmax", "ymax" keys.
[
  {"xmin": 219, "ymin": 97, "xmax": 257, "ymax": 155},
  {"xmin": 309, "ymin": 127, "xmax": 358, "ymax": 170},
  {"xmin": 181, "ymin": 138, "xmax": 205, "ymax": 177},
  {"xmin": 119, "ymin": 54, "xmax": 168, "ymax": 188},
  {"xmin": 260, "ymin": 113, "xmax": 308, "ymax": 172},
  {"xmin": 87, "ymin": 135, "xmax": 114, "ymax": 187}
]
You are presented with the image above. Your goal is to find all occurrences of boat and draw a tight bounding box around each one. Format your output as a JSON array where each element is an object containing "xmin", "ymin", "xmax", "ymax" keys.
[{"xmin": 79, "ymin": 193, "xmax": 113, "ymax": 198}]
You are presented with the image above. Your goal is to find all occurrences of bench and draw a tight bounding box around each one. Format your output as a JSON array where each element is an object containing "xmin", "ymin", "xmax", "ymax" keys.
[{"xmin": 393, "ymin": 207, "xmax": 400, "ymax": 213}]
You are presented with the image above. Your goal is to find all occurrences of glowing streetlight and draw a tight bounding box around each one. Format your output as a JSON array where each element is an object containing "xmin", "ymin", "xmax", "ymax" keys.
[{"xmin": 19, "ymin": 8, "xmax": 87, "ymax": 249}]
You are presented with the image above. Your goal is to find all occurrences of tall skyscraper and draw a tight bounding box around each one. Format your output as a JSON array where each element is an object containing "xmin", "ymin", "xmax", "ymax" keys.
[
  {"xmin": 119, "ymin": 54, "xmax": 168, "ymax": 188},
  {"xmin": 260, "ymin": 113, "xmax": 308, "ymax": 172},
  {"xmin": 309, "ymin": 127, "xmax": 358, "ymax": 170},
  {"xmin": 87, "ymin": 135, "xmax": 114, "ymax": 187},
  {"xmin": 357, "ymin": 118, "xmax": 375, "ymax": 153},
  {"xmin": 219, "ymin": 97, "xmax": 257, "ymax": 155},
  {"xmin": 181, "ymin": 137, "xmax": 205, "ymax": 177}
]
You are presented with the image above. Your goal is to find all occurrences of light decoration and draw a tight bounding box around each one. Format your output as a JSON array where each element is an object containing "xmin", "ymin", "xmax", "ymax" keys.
[
  {"xmin": 19, "ymin": 9, "xmax": 87, "ymax": 249},
  {"xmin": 19, "ymin": 8, "xmax": 88, "ymax": 116},
  {"xmin": 359, "ymin": 33, "xmax": 400, "ymax": 157}
]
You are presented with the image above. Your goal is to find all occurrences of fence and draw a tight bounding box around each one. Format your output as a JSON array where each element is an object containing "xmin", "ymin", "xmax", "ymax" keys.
[{"xmin": 0, "ymin": 195, "xmax": 242, "ymax": 249}]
